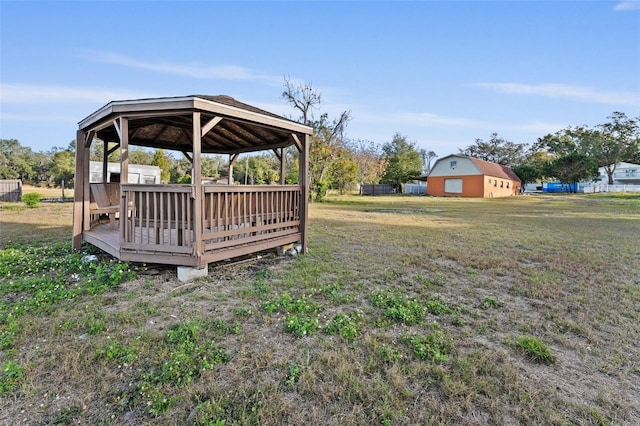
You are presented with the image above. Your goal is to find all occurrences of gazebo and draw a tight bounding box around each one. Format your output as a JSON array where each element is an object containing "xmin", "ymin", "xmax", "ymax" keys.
[{"xmin": 72, "ymin": 95, "xmax": 312, "ymax": 276}]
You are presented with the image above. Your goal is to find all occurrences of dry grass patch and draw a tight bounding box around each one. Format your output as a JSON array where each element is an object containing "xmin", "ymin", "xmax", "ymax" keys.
[{"xmin": 1, "ymin": 193, "xmax": 639, "ymax": 424}]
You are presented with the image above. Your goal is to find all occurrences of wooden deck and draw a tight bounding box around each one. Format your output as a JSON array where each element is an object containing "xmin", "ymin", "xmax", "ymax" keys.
[
  {"xmin": 83, "ymin": 184, "xmax": 303, "ymax": 267},
  {"xmin": 84, "ymin": 221, "xmax": 196, "ymax": 266}
]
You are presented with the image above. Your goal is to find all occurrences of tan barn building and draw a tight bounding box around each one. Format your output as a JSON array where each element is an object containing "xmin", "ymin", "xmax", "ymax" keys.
[{"xmin": 427, "ymin": 155, "xmax": 521, "ymax": 197}]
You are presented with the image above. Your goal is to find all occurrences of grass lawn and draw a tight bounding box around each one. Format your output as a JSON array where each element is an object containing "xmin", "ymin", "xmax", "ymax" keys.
[{"xmin": 1, "ymin": 193, "xmax": 639, "ymax": 424}]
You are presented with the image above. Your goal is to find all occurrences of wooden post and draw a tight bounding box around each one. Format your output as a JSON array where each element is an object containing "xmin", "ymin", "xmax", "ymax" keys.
[
  {"xmin": 192, "ymin": 112, "xmax": 204, "ymax": 267},
  {"xmin": 72, "ymin": 130, "xmax": 86, "ymax": 250},
  {"xmin": 102, "ymin": 140, "xmax": 108, "ymax": 182},
  {"xmin": 280, "ymin": 147, "xmax": 286, "ymax": 184},
  {"xmin": 299, "ymin": 133, "xmax": 309, "ymax": 253},
  {"xmin": 228, "ymin": 154, "xmax": 239, "ymax": 185},
  {"xmin": 119, "ymin": 118, "xmax": 129, "ymax": 242},
  {"xmin": 82, "ymin": 133, "xmax": 92, "ymax": 232}
]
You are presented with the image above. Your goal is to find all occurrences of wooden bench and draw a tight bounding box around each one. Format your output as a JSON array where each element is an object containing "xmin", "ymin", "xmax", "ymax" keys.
[{"xmin": 90, "ymin": 183, "xmax": 120, "ymax": 229}]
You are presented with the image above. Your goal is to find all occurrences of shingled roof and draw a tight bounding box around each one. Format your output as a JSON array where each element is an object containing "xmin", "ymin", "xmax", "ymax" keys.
[
  {"xmin": 78, "ymin": 95, "xmax": 312, "ymax": 155},
  {"xmin": 468, "ymin": 157, "xmax": 521, "ymax": 181}
]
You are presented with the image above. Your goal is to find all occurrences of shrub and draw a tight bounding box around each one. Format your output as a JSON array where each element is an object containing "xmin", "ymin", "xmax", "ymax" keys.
[{"xmin": 22, "ymin": 192, "xmax": 41, "ymax": 208}]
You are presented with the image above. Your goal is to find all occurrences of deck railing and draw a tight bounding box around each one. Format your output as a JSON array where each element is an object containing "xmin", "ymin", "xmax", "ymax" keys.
[
  {"xmin": 201, "ymin": 185, "xmax": 301, "ymax": 252},
  {"xmin": 119, "ymin": 184, "xmax": 301, "ymax": 257},
  {"xmin": 121, "ymin": 184, "xmax": 194, "ymax": 254}
]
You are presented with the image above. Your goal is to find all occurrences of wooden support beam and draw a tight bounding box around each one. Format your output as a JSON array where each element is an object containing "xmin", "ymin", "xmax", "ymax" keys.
[
  {"xmin": 182, "ymin": 151, "xmax": 193, "ymax": 163},
  {"xmin": 119, "ymin": 117, "xmax": 129, "ymax": 243},
  {"xmin": 82, "ymin": 134, "xmax": 91, "ymax": 232},
  {"xmin": 192, "ymin": 112, "xmax": 205, "ymax": 267},
  {"xmin": 279, "ymin": 147, "xmax": 286, "ymax": 185},
  {"xmin": 228, "ymin": 153, "xmax": 239, "ymax": 185},
  {"xmin": 72, "ymin": 130, "xmax": 86, "ymax": 250},
  {"xmin": 83, "ymin": 130, "xmax": 95, "ymax": 148},
  {"xmin": 299, "ymin": 133, "xmax": 309, "ymax": 254},
  {"xmin": 102, "ymin": 140, "xmax": 109, "ymax": 182},
  {"xmin": 107, "ymin": 142, "xmax": 120, "ymax": 156},
  {"xmin": 291, "ymin": 133, "xmax": 303, "ymax": 152},
  {"xmin": 201, "ymin": 116, "xmax": 222, "ymax": 136},
  {"xmin": 113, "ymin": 119, "xmax": 121, "ymax": 140}
]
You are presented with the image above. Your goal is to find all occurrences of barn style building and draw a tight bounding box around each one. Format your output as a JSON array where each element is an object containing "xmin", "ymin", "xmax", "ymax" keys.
[{"xmin": 427, "ymin": 154, "xmax": 521, "ymax": 197}]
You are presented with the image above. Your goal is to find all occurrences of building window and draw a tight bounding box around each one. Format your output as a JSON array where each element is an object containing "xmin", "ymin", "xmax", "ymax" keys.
[
  {"xmin": 488, "ymin": 178, "xmax": 492, "ymax": 183},
  {"xmin": 501, "ymin": 181, "xmax": 504, "ymax": 188},
  {"xmin": 450, "ymin": 160, "xmax": 457, "ymax": 169},
  {"xmin": 506, "ymin": 182, "xmax": 510, "ymax": 188}
]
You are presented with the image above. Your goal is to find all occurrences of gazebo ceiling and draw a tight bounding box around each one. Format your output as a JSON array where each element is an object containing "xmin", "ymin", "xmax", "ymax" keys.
[{"xmin": 79, "ymin": 95, "xmax": 312, "ymax": 154}]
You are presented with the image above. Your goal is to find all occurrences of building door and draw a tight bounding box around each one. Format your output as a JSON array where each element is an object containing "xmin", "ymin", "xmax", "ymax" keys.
[{"xmin": 444, "ymin": 178, "xmax": 463, "ymax": 193}]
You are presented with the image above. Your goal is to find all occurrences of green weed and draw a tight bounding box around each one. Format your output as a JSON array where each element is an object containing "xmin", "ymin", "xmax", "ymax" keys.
[
  {"xmin": 0, "ymin": 360, "xmax": 24, "ymax": 393},
  {"xmin": 97, "ymin": 341, "xmax": 137, "ymax": 363},
  {"xmin": 147, "ymin": 321, "xmax": 230, "ymax": 386},
  {"xmin": 369, "ymin": 289, "xmax": 426, "ymax": 325},
  {"xmin": 285, "ymin": 313, "xmax": 319, "ymax": 337},
  {"xmin": 482, "ymin": 297, "xmax": 503, "ymax": 309},
  {"xmin": 403, "ymin": 329, "xmax": 452, "ymax": 362},
  {"xmin": 286, "ymin": 362, "xmax": 302, "ymax": 386},
  {"xmin": 323, "ymin": 312, "xmax": 363, "ymax": 340},
  {"xmin": 516, "ymin": 335, "xmax": 556, "ymax": 364}
]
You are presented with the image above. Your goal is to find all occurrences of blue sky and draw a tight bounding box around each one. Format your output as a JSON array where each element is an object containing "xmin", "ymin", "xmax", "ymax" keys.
[{"xmin": 1, "ymin": 0, "xmax": 639, "ymax": 159}]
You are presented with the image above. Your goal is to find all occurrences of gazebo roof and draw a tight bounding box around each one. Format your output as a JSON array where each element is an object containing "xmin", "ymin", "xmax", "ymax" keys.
[{"xmin": 78, "ymin": 95, "xmax": 312, "ymax": 154}]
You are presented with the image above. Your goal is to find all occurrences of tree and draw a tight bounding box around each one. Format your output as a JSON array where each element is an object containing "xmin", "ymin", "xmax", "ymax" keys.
[
  {"xmin": 0, "ymin": 139, "xmax": 36, "ymax": 181},
  {"xmin": 548, "ymin": 152, "xmax": 598, "ymax": 192},
  {"xmin": 328, "ymin": 156, "xmax": 358, "ymax": 195},
  {"xmin": 459, "ymin": 133, "xmax": 527, "ymax": 167},
  {"xmin": 129, "ymin": 149, "xmax": 156, "ymax": 165},
  {"xmin": 281, "ymin": 76, "xmax": 321, "ymax": 125},
  {"xmin": 512, "ymin": 164, "xmax": 539, "ymax": 189},
  {"xmin": 152, "ymin": 149, "xmax": 171, "ymax": 182},
  {"xmin": 420, "ymin": 149, "xmax": 438, "ymax": 175},
  {"xmin": 536, "ymin": 113, "xmax": 639, "ymax": 184},
  {"xmin": 282, "ymin": 78, "xmax": 351, "ymax": 200},
  {"xmin": 307, "ymin": 112, "xmax": 351, "ymax": 200},
  {"xmin": 349, "ymin": 139, "xmax": 387, "ymax": 186},
  {"xmin": 233, "ymin": 154, "xmax": 280, "ymax": 184},
  {"xmin": 50, "ymin": 150, "xmax": 75, "ymax": 187},
  {"xmin": 513, "ymin": 150, "xmax": 553, "ymax": 188},
  {"xmin": 380, "ymin": 133, "xmax": 423, "ymax": 187},
  {"xmin": 201, "ymin": 155, "xmax": 224, "ymax": 180},
  {"xmin": 593, "ymin": 112, "xmax": 639, "ymax": 184},
  {"xmin": 90, "ymin": 141, "xmax": 120, "ymax": 163}
]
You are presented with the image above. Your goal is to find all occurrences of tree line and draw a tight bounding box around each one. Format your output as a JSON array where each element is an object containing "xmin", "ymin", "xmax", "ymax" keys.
[
  {"xmin": 458, "ymin": 112, "xmax": 639, "ymax": 190},
  {"xmin": 2, "ymin": 78, "xmax": 638, "ymax": 197}
]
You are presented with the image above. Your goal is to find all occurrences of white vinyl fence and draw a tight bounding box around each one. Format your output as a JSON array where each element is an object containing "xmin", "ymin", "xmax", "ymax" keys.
[
  {"xmin": 581, "ymin": 184, "xmax": 640, "ymax": 193},
  {"xmin": 404, "ymin": 183, "xmax": 427, "ymax": 195}
]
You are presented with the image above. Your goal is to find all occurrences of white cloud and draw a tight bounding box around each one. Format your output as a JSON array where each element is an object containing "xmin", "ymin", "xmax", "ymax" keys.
[
  {"xmin": 0, "ymin": 83, "xmax": 156, "ymax": 104},
  {"xmin": 614, "ymin": 1, "xmax": 640, "ymax": 11},
  {"xmin": 472, "ymin": 82, "xmax": 639, "ymax": 105},
  {"xmin": 79, "ymin": 50, "xmax": 283, "ymax": 85}
]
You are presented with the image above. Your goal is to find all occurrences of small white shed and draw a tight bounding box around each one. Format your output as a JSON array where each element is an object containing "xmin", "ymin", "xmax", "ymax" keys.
[{"xmin": 89, "ymin": 162, "xmax": 161, "ymax": 184}]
